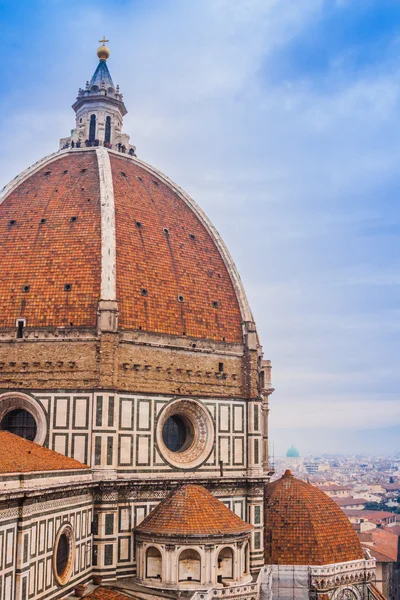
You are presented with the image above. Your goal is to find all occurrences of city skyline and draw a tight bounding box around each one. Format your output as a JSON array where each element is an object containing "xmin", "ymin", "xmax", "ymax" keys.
[{"xmin": 1, "ymin": 0, "xmax": 399, "ymax": 454}]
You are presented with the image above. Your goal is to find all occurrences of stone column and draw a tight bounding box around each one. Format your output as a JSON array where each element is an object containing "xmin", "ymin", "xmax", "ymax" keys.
[
  {"xmin": 165, "ymin": 544, "xmax": 176, "ymax": 585},
  {"xmin": 261, "ymin": 360, "xmax": 274, "ymax": 473},
  {"xmin": 237, "ymin": 541, "xmax": 244, "ymax": 581},
  {"xmin": 261, "ymin": 394, "xmax": 270, "ymax": 473},
  {"xmin": 205, "ymin": 545, "xmax": 215, "ymax": 585}
]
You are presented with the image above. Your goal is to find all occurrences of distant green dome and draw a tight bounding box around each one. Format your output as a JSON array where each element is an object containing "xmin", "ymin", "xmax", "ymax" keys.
[{"xmin": 286, "ymin": 445, "xmax": 300, "ymax": 458}]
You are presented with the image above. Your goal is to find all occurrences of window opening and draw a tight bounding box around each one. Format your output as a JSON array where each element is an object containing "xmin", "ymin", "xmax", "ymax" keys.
[
  {"xmin": 89, "ymin": 114, "xmax": 96, "ymax": 142},
  {"xmin": 17, "ymin": 320, "xmax": 25, "ymax": 339},
  {"xmin": 1, "ymin": 409, "xmax": 37, "ymax": 441},
  {"xmin": 162, "ymin": 416, "xmax": 187, "ymax": 452},
  {"xmin": 105, "ymin": 116, "xmax": 112, "ymax": 143},
  {"xmin": 56, "ymin": 534, "xmax": 69, "ymax": 577}
]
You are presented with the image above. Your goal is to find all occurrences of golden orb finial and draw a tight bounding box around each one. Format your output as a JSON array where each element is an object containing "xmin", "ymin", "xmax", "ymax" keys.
[{"xmin": 97, "ymin": 36, "xmax": 110, "ymax": 61}]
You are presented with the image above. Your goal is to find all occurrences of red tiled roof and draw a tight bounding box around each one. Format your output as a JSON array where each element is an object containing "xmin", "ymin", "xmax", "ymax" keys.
[
  {"xmin": 264, "ymin": 470, "xmax": 364, "ymax": 566},
  {"xmin": 135, "ymin": 484, "xmax": 253, "ymax": 537},
  {"xmin": 85, "ymin": 588, "xmax": 131, "ymax": 599},
  {"xmin": 0, "ymin": 150, "xmax": 243, "ymax": 342},
  {"xmin": 359, "ymin": 528, "xmax": 399, "ymax": 562},
  {"xmin": 0, "ymin": 153, "xmax": 101, "ymax": 328},
  {"xmin": 343, "ymin": 509, "xmax": 395, "ymax": 520},
  {"xmin": 333, "ymin": 498, "xmax": 366, "ymax": 507},
  {"xmin": 0, "ymin": 431, "xmax": 89, "ymax": 473},
  {"xmin": 317, "ymin": 485, "xmax": 352, "ymax": 492},
  {"xmin": 111, "ymin": 155, "xmax": 242, "ymax": 341}
]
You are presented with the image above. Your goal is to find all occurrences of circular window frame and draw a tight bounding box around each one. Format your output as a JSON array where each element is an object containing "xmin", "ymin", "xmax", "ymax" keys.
[
  {"xmin": 156, "ymin": 399, "xmax": 214, "ymax": 470},
  {"xmin": 53, "ymin": 523, "xmax": 76, "ymax": 586},
  {"xmin": 0, "ymin": 393, "xmax": 47, "ymax": 445}
]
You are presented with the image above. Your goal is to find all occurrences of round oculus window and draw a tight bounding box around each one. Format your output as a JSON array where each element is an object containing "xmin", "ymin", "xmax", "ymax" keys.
[
  {"xmin": 0, "ymin": 408, "xmax": 37, "ymax": 441},
  {"xmin": 156, "ymin": 399, "xmax": 214, "ymax": 470},
  {"xmin": 53, "ymin": 523, "xmax": 75, "ymax": 586},
  {"xmin": 0, "ymin": 393, "xmax": 47, "ymax": 446}
]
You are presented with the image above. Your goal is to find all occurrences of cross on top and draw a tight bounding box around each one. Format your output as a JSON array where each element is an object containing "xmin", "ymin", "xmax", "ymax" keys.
[{"xmin": 99, "ymin": 36, "xmax": 109, "ymax": 45}]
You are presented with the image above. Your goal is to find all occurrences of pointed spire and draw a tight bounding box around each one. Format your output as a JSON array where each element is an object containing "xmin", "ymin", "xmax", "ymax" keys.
[
  {"xmin": 90, "ymin": 39, "xmax": 115, "ymax": 90},
  {"xmin": 60, "ymin": 39, "xmax": 136, "ymax": 156}
]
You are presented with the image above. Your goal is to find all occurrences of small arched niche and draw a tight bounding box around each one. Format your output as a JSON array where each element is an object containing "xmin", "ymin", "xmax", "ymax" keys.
[
  {"xmin": 146, "ymin": 547, "xmax": 162, "ymax": 580},
  {"xmin": 217, "ymin": 547, "xmax": 234, "ymax": 580},
  {"xmin": 243, "ymin": 542, "xmax": 250, "ymax": 575},
  {"xmin": 178, "ymin": 549, "xmax": 201, "ymax": 583}
]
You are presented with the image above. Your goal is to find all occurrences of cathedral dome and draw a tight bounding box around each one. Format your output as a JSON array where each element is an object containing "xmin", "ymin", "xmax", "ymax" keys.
[
  {"xmin": 286, "ymin": 445, "xmax": 300, "ymax": 457},
  {"xmin": 264, "ymin": 470, "xmax": 364, "ymax": 566},
  {"xmin": 135, "ymin": 484, "xmax": 253, "ymax": 537},
  {"xmin": 0, "ymin": 148, "xmax": 248, "ymax": 342}
]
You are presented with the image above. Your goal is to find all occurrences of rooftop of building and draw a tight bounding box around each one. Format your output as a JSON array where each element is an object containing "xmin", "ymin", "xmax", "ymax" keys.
[
  {"xmin": 264, "ymin": 470, "xmax": 364, "ymax": 566},
  {"xmin": 343, "ymin": 509, "xmax": 396, "ymax": 520},
  {"xmin": 358, "ymin": 527, "xmax": 399, "ymax": 563},
  {"xmin": 333, "ymin": 497, "xmax": 366, "ymax": 506},
  {"xmin": 317, "ymin": 484, "xmax": 352, "ymax": 492},
  {"xmin": 0, "ymin": 431, "xmax": 89, "ymax": 473},
  {"xmin": 0, "ymin": 148, "xmax": 245, "ymax": 342},
  {"xmin": 135, "ymin": 484, "xmax": 253, "ymax": 537}
]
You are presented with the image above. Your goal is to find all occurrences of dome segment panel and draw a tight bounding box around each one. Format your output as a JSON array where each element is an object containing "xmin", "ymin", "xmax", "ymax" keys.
[
  {"xmin": 0, "ymin": 151, "xmax": 102, "ymax": 328},
  {"xmin": 264, "ymin": 470, "xmax": 364, "ymax": 566},
  {"xmin": 111, "ymin": 154, "xmax": 244, "ymax": 342}
]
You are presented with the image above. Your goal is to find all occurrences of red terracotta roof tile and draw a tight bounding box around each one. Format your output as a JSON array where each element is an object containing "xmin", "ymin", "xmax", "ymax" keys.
[
  {"xmin": 359, "ymin": 528, "xmax": 399, "ymax": 562},
  {"xmin": 111, "ymin": 155, "xmax": 242, "ymax": 342},
  {"xmin": 135, "ymin": 484, "xmax": 253, "ymax": 537},
  {"xmin": 264, "ymin": 470, "xmax": 364, "ymax": 566},
  {"xmin": 0, "ymin": 153, "xmax": 101, "ymax": 328},
  {"xmin": 333, "ymin": 498, "xmax": 366, "ymax": 506},
  {"xmin": 0, "ymin": 150, "xmax": 243, "ymax": 342},
  {"xmin": 0, "ymin": 431, "xmax": 89, "ymax": 473},
  {"xmin": 85, "ymin": 588, "xmax": 132, "ymax": 600}
]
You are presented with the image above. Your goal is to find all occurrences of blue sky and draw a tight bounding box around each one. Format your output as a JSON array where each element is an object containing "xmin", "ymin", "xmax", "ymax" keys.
[{"xmin": 1, "ymin": 0, "xmax": 400, "ymax": 455}]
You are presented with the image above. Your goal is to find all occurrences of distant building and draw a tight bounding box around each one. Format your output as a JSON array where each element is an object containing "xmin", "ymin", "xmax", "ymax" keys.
[
  {"xmin": 286, "ymin": 445, "xmax": 300, "ymax": 458},
  {"xmin": 359, "ymin": 528, "xmax": 400, "ymax": 600},
  {"xmin": 318, "ymin": 485, "xmax": 352, "ymax": 498}
]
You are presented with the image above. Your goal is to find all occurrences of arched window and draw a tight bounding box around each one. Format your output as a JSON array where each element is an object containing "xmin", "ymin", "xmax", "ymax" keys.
[
  {"xmin": 105, "ymin": 116, "xmax": 111, "ymax": 143},
  {"xmin": 89, "ymin": 114, "xmax": 96, "ymax": 142},
  {"xmin": 1, "ymin": 409, "xmax": 37, "ymax": 441},
  {"xmin": 217, "ymin": 547, "xmax": 234, "ymax": 580},
  {"xmin": 178, "ymin": 549, "xmax": 201, "ymax": 582},
  {"xmin": 146, "ymin": 547, "xmax": 162, "ymax": 580}
]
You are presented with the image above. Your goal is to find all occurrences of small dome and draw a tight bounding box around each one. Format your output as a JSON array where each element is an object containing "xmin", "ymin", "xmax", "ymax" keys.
[
  {"xmin": 286, "ymin": 445, "xmax": 300, "ymax": 457},
  {"xmin": 264, "ymin": 470, "xmax": 364, "ymax": 565},
  {"xmin": 135, "ymin": 484, "xmax": 253, "ymax": 537}
]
